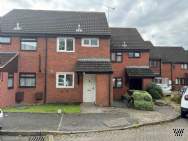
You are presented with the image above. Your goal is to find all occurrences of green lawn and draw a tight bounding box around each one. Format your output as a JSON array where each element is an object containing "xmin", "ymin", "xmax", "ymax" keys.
[{"xmin": 3, "ymin": 104, "xmax": 80, "ymax": 114}]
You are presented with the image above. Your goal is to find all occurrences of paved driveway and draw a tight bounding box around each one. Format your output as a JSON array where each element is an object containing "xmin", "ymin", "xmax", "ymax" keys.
[{"xmin": 1, "ymin": 113, "xmax": 61, "ymax": 131}]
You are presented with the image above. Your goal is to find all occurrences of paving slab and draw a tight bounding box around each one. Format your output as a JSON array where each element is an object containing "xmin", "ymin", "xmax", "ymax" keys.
[{"xmin": 103, "ymin": 117, "xmax": 130, "ymax": 128}]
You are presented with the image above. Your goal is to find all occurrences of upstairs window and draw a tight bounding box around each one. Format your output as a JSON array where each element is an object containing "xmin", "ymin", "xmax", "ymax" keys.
[
  {"xmin": 8, "ymin": 73, "xmax": 14, "ymax": 89},
  {"xmin": 19, "ymin": 73, "xmax": 36, "ymax": 88},
  {"xmin": 181, "ymin": 64, "xmax": 188, "ymax": 70},
  {"xmin": 21, "ymin": 38, "xmax": 37, "ymax": 51},
  {"xmin": 111, "ymin": 52, "xmax": 122, "ymax": 63},
  {"xmin": 128, "ymin": 51, "xmax": 141, "ymax": 58},
  {"xmin": 81, "ymin": 38, "xmax": 99, "ymax": 47},
  {"xmin": 150, "ymin": 60, "xmax": 160, "ymax": 68},
  {"xmin": 0, "ymin": 36, "xmax": 11, "ymax": 44},
  {"xmin": 56, "ymin": 72, "xmax": 74, "ymax": 88},
  {"xmin": 57, "ymin": 37, "xmax": 75, "ymax": 52}
]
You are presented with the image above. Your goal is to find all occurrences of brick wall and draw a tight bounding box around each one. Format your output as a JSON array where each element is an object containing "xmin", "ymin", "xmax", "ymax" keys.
[
  {"xmin": 0, "ymin": 72, "xmax": 17, "ymax": 107},
  {"xmin": 0, "ymin": 36, "xmax": 111, "ymax": 107},
  {"xmin": 112, "ymin": 51, "xmax": 150, "ymax": 99}
]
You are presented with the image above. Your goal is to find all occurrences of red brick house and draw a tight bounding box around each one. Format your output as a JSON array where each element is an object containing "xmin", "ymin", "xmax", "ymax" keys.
[
  {"xmin": 110, "ymin": 28, "xmax": 155, "ymax": 100},
  {"xmin": 0, "ymin": 9, "xmax": 187, "ymax": 107},
  {"xmin": 150, "ymin": 46, "xmax": 188, "ymax": 90},
  {"xmin": 0, "ymin": 9, "xmax": 113, "ymax": 107}
]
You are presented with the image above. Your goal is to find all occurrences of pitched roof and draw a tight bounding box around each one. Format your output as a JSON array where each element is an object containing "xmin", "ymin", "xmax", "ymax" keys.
[
  {"xmin": 110, "ymin": 28, "xmax": 152, "ymax": 50},
  {"xmin": 75, "ymin": 58, "xmax": 112, "ymax": 73},
  {"xmin": 126, "ymin": 67, "xmax": 155, "ymax": 77},
  {"xmin": 150, "ymin": 46, "xmax": 188, "ymax": 63},
  {"xmin": 0, "ymin": 9, "xmax": 110, "ymax": 36}
]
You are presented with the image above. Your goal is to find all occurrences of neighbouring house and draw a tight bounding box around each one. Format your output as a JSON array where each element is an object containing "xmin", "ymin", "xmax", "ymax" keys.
[
  {"xmin": 150, "ymin": 46, "xmax": 188, "ymax": 90},
  {"xmin": 110, "ymin": 28, "xmax": 155, "ymax": 100},
  {"xmin": 0, "ymin": 9, "xmax": 187, "ymax": 107}
]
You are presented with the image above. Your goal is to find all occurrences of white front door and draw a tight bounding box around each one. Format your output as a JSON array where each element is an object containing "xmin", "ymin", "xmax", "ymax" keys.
[{"xmin": 83, "ymin": 74, "xmax": 96, "ymax": 103}]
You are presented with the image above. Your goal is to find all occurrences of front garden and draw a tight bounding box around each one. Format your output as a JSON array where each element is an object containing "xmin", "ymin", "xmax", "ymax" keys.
[{"xmin": 3, "ymin": 104, "xmax": 80, "ymax": 114}]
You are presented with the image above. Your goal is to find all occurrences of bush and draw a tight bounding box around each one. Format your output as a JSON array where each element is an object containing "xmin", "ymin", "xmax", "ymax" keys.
[
  {"xmin": 132, "ymin": 90, "xmax": 152, "ymax": 101},
  {"xmin": 134, "ymin": 100, "xmax": 154, "ymax": 111},
  {"xmin": 146, "ymin": 83, "xmax": 163, "ymax": 100},
  {"xmin": 132, "ymin": 90, "xmax": 154, "ymax": 111}
]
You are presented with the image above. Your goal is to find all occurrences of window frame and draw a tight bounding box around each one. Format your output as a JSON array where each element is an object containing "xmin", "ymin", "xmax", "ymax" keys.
[
  {"xmin": 113, "ymin": 77, "xmax": 123, "ymax": 88},
  {"xmin": 111, "ymin": 52, "xmax": 123, "ymax": 63},
  {"xmin": 150, "ymin": 60, "xmax": 160, "ymax": 68},
  {"xmin": 57, "ymin": 37, "xmax": 75, "ymax": 52},
  {"xmin": 56, "ymin": 72, "xmax": 74, "ymax": 88},
  {"xmin": 0, "ymin": 36, "xmax": 11, "ymax": 44},
  {"xmin": 128, "ymin": 51, "xmax": 141, "ymax": 58},
  {"xmin": 7, "ymin": 73, "xmax": 14, "ymax": 89},
  {"xmin": 19, "ymin": 73, "xmax": 36, "ymax": 88},
  {"xmin": 20, "ymin": 38, "xmax": 37, "ymax": 51},
  {"xmin": 181, "ymin": 63, "xmax": 188, "ymax": 70},
  {"xmin": 81, "ymin": 38, "xmax": 99, "ymax": 47}
]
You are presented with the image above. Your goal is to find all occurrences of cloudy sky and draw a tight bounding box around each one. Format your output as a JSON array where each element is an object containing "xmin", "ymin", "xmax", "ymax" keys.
[{"xmin": 0, "ymin": 0, "xmax": 188, "ymax": 50}]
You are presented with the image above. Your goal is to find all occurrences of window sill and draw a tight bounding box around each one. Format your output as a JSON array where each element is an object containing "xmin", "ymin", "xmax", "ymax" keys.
[
  {"xmin": 56, "ymin": 86, "xmax": 74, "ymax": 89},
  {"xmin": 19, "ymin": 86, "xmax": 36, "ymax": 88}
]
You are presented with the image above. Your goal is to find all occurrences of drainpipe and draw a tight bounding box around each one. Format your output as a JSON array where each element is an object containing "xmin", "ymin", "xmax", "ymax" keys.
[
  {"xmin": 160, "ymin": 59, "xmax": 162, "ymax": 76},
  {"xmin": 108, "ymin": 74, "xmax": 112, "ymax": 106},
  {"xmin": 170, "ymin": 63, "xmax": 173, "ymax": 90},
  {"xmin": 44, "ymin": 37, "xmax": 48, "ymax": 104}
]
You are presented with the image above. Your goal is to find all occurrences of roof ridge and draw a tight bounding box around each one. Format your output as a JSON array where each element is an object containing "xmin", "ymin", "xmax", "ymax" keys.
[{"xmin": 10, "ymin": 9, "xmax": 105, "ymax": 14}]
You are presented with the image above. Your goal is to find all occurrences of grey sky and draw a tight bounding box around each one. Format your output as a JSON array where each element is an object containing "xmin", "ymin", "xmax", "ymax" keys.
[{"xmin": 0, "ymin": 0, "xmax": 188, "ymax": 50}]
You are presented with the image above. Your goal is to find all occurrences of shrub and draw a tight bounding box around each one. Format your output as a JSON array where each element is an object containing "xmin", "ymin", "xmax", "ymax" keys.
[
  {"xmin": 134, "ymin": 100, "xmax": 154, "ymax": 111},
  {"xmin": 146, "ymin": 83, "xmax": 163, "ymax": 100},
  {"xmin": 132, "ymin": 90, "xmax": 152, "ymax": 101},
  {"xmin": 132, "ymin": 90, "xmax": 154, "ymax": 111}
]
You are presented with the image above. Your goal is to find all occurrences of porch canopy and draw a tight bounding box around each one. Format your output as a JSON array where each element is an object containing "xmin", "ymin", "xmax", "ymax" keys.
[
  {"xmin": 75, "ymin": 58, "xmax": 113, "ymax": 74},
  {"xmin": 126, "ymin": 67, "xmax": 155, "ymax": 78},
  {"xmin": 0, "ymin": 52, "xmax": 18, "ymax": 73}
]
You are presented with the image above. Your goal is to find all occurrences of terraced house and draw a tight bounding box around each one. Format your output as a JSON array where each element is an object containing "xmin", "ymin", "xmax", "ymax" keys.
[{"xmin": 0, "ymin": 9, "xmax": 187, "ymax": 107}]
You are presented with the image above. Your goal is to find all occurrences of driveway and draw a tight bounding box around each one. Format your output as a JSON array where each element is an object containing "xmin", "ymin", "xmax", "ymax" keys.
[
  {"xmin": 1, "ymin": 113, "xmax": 61, "ymax": 131},
  {"xmin": 0, "ymin": 104, "xmax": 179, "ymax": 132}
]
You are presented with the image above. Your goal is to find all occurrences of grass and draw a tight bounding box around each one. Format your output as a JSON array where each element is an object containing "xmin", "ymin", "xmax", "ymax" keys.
[{"xmin": 3, "ymin": 104, "xmax": 80, "ymax": 114}]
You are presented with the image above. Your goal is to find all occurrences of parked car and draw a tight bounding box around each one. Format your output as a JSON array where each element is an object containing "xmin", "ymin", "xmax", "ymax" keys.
[
  {"xmin": 0, "ymin": 109, "xmax": 3, "ymax": 130},
  {"xmin": 181, "ymin": 87, "xmax": 188, "ymax": 118},
  {"xmin": 179, "ymin": 86, "xmax": 188, "ymax": 96},
  {"xmin": 156, "ymin": 83, "xmax": 172, "ymax": 95}
]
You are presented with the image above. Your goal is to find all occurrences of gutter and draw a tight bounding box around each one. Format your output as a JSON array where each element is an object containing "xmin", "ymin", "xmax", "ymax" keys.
[{"xmin": 170, "ymin": 63, "xmax": 173, "ymax": 89}]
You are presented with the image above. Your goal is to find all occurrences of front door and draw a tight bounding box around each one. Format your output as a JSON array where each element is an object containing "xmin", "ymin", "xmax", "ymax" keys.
[
  {"xmin": 129, "ymin": 78, "xmax": 143, "ymax": 90},
  {"xmin": 83, "ymin": 74, "xmax": 96, "ymax": 103}
]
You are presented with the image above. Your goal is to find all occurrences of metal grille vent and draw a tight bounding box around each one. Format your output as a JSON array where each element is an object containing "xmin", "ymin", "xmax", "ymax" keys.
[{"xmin": 29, "ymin": 136, "xmax": 45, "ymax": 141}]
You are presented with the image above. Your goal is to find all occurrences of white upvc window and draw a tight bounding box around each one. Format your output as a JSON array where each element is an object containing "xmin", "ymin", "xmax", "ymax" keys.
[
  {"xmin": 81, "ymin": 38, "xmax": 99, "ymax": 47},
  {"xmin": 56, "ymin": 72, "xmax": 74, "ymax": 88},
  {"xmin": 57, "ymin": 37, "xmax": 75, "ymax": 52}
]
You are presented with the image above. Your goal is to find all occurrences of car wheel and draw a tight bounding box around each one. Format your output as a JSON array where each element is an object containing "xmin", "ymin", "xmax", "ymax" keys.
[{"xmin": 181, "ymin": 110, "xmax": 186, "ymax": 118}]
